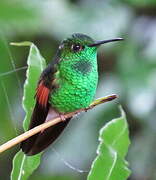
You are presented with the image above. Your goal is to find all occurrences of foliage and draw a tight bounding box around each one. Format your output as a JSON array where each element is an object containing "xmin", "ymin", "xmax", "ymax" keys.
[
  {"xmin": 88, "ymin": 107, "xmax": 130, "ymax": 180},
  {"xmin": 11, "ymin": 42, "xmax": 46, "ymax": 180},
  {"xmin": 0, "ymin": 0, "xmax": 156, "ymax": 179},
  {"xmin": 10, "ymin": 42, "xmax": 130, "ymax": 180}
]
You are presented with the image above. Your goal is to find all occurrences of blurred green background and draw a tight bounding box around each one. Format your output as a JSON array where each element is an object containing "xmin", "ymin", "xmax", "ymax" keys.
[{"xmin": 0, "ymin": 0, "xmax": 156, "ymax": 180}]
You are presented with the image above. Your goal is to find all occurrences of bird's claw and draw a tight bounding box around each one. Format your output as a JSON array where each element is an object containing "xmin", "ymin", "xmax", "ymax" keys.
[{"xmin": 59, "ymin": 114, "xmax": 66, "ymax": 121}]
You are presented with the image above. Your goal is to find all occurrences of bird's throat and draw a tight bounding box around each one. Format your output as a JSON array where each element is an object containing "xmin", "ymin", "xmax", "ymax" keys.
[{"xmin": 72, "ymin": 60, "xmax": 92, "ymax": 75}]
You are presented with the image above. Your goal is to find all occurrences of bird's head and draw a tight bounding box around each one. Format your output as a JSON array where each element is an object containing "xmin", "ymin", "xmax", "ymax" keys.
[
  {"xmin": 57, "ymin": 33, "xmax": 123, "ymax": 61},
  {"xmin": 55, "ymin": 33, "xmax": 123, "ymax": 77}
]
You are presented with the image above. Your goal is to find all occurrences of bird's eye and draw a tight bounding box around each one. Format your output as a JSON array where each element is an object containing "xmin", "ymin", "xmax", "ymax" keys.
[{"xmin": 71, "ymin": 44, "xmax": 84, "ymax": 52}]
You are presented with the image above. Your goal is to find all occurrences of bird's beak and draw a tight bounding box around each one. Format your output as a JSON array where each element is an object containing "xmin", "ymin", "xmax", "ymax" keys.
[{"xmin": 88, "ymin": 38, "xmax": 124, "ymax": 47}]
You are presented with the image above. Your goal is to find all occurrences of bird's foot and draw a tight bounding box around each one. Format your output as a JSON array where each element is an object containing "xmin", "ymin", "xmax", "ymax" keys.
[{"xmin": 59, "ymin": 114, "xmax": 66, "ymax": 121}]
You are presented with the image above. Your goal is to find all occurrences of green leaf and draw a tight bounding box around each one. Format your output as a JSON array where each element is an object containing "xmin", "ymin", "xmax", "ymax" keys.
[
  {"xmin": 22, "ymin": 43, "xmax": 46, "ymax": 131},
  {"xmin": 11, "ymin": 42, "xmax": 46, "ymax": 180},
  {"xmin": 11, "ymin": 151, "xmax": 41, "ymax": 180},
  {"xmin": 87, "ymin": 106, "xmax": 131, "ymax": 180}
]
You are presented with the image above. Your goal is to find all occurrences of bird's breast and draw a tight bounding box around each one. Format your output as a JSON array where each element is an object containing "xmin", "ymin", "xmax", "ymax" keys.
[{"xmin": 50, "ymin": 64, "xmax": 98, "ymax": 113}]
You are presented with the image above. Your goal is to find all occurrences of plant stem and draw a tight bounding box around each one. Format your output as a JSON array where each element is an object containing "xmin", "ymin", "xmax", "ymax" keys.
[{"xmin": 0, "ymin": 94, "xmax": 117, "ymax": 154}]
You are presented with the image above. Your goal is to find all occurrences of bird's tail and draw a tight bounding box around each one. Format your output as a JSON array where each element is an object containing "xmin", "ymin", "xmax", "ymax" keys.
[{"xmin": 21, "ymin": 102, "xmax": 71, "ymax": 155}]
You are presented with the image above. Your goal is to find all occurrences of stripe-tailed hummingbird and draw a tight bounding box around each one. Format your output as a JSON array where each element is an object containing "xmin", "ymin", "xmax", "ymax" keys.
[{"xmin": 21, "ymin": 33, "xmax": 123, "ymax": 155}]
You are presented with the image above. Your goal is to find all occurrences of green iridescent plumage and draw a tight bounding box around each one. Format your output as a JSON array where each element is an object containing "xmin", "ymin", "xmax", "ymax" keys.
[
  {"xmin": 51, "ymin": 52, "xmax": 98, "ymax": 112},
  {"xmin": 21, "ymin": 33, "xmax": 123, "ymax": 155},
  {"xmin": 51, "ymin": 34, "xmax": 98, "ymax": 112}
]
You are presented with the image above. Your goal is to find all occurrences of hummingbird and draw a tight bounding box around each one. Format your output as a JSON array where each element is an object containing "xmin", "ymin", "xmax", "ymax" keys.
[{"xmin": 21, "ymin": 33, "xmax": 123, "ymax": 155}]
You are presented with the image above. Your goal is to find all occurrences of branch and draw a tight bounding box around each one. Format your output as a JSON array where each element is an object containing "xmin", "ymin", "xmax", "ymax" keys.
[{"xmin": 0, "ymin": 94, "xmax": 117, "ymax": 154}]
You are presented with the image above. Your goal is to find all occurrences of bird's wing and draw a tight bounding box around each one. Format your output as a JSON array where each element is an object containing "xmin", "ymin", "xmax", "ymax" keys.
[{"xmin": 21, "ymin": 63, "xmax": 71, "ymax": 155}]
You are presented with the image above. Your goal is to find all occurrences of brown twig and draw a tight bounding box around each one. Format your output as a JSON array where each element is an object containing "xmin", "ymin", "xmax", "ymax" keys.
[{"xmin": 0, "ymin": 94, "xmax": 117, "ymax": 154}]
